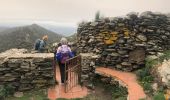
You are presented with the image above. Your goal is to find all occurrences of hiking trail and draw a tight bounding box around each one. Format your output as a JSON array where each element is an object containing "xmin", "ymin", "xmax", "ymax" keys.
[{"xmin": 96, "ymin": 67, "xmax": 146, "ymax": 100}]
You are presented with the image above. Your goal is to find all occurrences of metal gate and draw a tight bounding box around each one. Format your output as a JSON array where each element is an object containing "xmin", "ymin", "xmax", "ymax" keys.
[{"xmin": 64, "ymin": 55, "xmax": 81, "ymax": 93}]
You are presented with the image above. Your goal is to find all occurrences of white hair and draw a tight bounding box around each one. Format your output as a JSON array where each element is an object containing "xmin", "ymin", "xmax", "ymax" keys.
[{"xmin": 60, "ymin": 38, "xmax": 68, "ymax": 45}]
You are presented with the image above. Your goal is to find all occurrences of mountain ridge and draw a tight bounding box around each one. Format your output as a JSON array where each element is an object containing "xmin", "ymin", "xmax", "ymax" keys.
[
  {"xmin": 0, "ymin": 24, "xmax": 62, "ymax": 52},
  {"xmin": 0, "ymin": 22, "xmax": 76, "ymax": 36}
]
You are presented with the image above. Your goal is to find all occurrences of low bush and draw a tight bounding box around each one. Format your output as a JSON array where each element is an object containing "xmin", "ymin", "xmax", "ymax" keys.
[
  {"xmin": 0, "ymin": 84, "xmax": 15, "ymax": 100},
  {"xmin": 136, "ymin": 57, "xmax": 158, "ymax": 95},
  {"xmin": 93, "ymin": 75, "xmax": 128, "ymax": 100},
  {"xmin": 153, "ymin": 92, "xmax": 165, "ymax": 100},
  {"xmin": 159, "ymin": 50, "xmax": 170, "ymax": 62}
]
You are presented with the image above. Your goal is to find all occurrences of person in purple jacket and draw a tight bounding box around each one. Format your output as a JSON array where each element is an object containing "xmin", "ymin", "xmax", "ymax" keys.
[{"xmin": 56, "ymin": 38, "xmax": 74, "ymax": 84}]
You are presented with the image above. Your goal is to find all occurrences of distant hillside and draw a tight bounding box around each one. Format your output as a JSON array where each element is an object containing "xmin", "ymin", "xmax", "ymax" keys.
[
  {"xmin": 0, "ymin": 22, "xmax": 76, "ymax": 36},
  {"xmin": 39, "ymin": 24, "xmax": 76, "ymax": 36},
  {"xmin": 0, "ymin": 27, "xmax": 9, "ymax": 32},
  {"xmin": 66, "ymin": 33, "xmax": 77, "ymax": 42},
  {"xmin": 0, "ymin": 24, "xmax": 62, "ymax": 52}
]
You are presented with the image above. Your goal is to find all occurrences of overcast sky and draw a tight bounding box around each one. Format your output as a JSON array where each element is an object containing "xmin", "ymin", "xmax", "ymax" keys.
[{"xmin": 0, "ymin": 0, "xmax": 170, "ymax": 27}]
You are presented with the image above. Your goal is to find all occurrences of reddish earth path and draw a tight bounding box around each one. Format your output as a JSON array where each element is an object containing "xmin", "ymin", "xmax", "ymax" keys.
[
  {"xmin": 96, "ymin": 67, "xmax": 146, "ymax": 100},
  {"xmin": 48, "ymin": 66, "xmax": 88, "ymax": 100},
  {"xmin": 48, "ymin": 66, "xmax": 146, "ymax": 100}
]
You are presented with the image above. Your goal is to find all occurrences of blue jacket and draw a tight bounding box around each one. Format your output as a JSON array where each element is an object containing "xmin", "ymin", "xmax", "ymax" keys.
[
  {"xmin": 56, "ymin": 52, "xmax": 74, "ymax": 61},
  {"xmin": 38, "ymin": 40, "xmax": 47, "ymax": 53}
]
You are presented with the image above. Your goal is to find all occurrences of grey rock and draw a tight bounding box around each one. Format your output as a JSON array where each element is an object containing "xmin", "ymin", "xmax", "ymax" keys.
[
  {"xmin": 20, "ymin": 62, "xmax": 30, "ymax": 69},
  {"xmin": 105, "ymin": 49, "xmax": 116, "ymax": 52},
  {"xmin": 8, "ymin": 63, "xmax": 20, "ymax": 68},
  {"xmin": 88, "ymin": 38, "xmax": 95, "ymax": 43},
  {"xmin": 165, "ymin": 32, "xmax": 170, "ymax": 36},
  {"xmin": 134, "ymin": 43, "xmax": 146, "ymax": 47},
  {"xmin": 81, "ymin": 75, "xmax": 89, "ymax": 80},
  {"xmin": 136, "ymin": 34, "xmax": 147, "ymax": 41},
  {"xmin": 86, "ymin": 83, "xmax": 94, "ymax": 89},
  {"xmin": 109, "ymin": 53, "xmax": 120, "ymax": 57},
  {"xmin": 116, "ymin": 64, "xmax": 122, "ymax": 69},
  {"xmin": 117, "ymin": 50, "xmax": 128, "ymax": 55},
  {"xmin": 0, "ymin": 67, "xmax": 11, "ymax": 71},
  {"xmin": 121, "ymin": 62, "xmax": 132, "ymax": 66},
  {"xmin": 117, "ymin": 39, "xmax": 125, "ymax": 44},
  {"xmin": 161, "ymin": 35, "xmax": 168, "ymax": 40},
  {"xmin": 90, "ymin": 22, "xmax": 98, "ymax": 27},
  {"xmin": 8, "ymin": 59, "xmax": 23, "ymax": 63},
  {"xmin": 0, "ymin": 76, "xmax": 16, "ymax": 82},
  {"xmin": 14, "ymin": 92, "xmax": 23, "ymax": 98}
]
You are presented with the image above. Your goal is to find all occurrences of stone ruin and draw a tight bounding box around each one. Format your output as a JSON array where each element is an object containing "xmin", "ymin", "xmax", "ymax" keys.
[
  {"xmin": 0, "ymin": 49, "xmax": 54, "ymax": 91},
  {"xmin": 0, "ymin": 49, "xmax": 96, "ymax": 91},
  {"xmin": 77, "ymin": 11, "xmax": 170, "ymax": 71},
  {"xmin": 80, "ymin": 53, "xmax": 96, "ymax": 88}
]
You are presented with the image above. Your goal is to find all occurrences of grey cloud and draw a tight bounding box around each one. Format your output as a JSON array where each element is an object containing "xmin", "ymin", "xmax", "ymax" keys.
[{"xmin": 0, "ymin": 0, "xmax": 170, "ymax": 26}]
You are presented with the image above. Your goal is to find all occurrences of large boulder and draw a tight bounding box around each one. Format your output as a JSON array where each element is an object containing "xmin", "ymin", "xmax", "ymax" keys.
[{"xmin": 157, "ymin": 59, "xmax": 170, "ymax": 88}]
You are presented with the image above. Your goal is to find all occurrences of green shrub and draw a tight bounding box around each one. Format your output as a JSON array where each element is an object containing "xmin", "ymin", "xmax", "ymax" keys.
[
  {"xmin": 0, "ymin": 85, "xmax": 6, "ymax": 99},
  {"xmin": 143, "ymin": 83, "xmax": 153, "ymax": 93},
  {"xmin": 115, "ymin": 97, "xmax": 127, "ymax": 100},
  {"xmin": 0, "ymin": 84, "xmax": 15, "ymax": 99},
  {"xmin": 104, "ymin": 83, "xmax": 127, "ymax": 99},
  {"xmin": 57, "ymin": 98, "xmax": 82, "ymax": 100},
  {"xmin": 145, "ymin": 57, "xmax": 158, "ymax": 68},
  {"xmin": 137, "ymin": 57, "xmax": 157, "ymax": 82},
  {"xmin": 137, "ymin": 68, "xmax": 151, "ymax": 81},
  {"xmin": 5, "ymin": 84, "xmax": 15, "ymax": 96},
  {"xmin": 153, "ymin": 92, "xmax": 165, "ymax": 100},
  {"xmin": 136, "ymin": 57, "xmax": 157, "ymax": 95},
  {"xmin": 92, "ymin": 75, "xmax": 128, "ymax": 100},
  {"xmin": 142, "ymin": 76, "xmax": 154, "ymax": 83},
  {"xmin": 159, "ymin": 50, "xmax": 170, "ymax": 62},
  {"xmin": 139, "ymin": 98, "xmax": 147, "ymax": 100},
  {"xmin": 6, "ymin": 89, "xmax": 50, "ymax": 100}
]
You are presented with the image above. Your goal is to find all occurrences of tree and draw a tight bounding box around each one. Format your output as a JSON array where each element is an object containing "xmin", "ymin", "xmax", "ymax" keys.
[{"xmin": 95, "ymin": 11, "xmax": 100, "ymax": 21}]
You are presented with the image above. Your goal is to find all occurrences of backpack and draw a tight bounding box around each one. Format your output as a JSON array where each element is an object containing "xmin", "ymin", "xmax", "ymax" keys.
[
  {"xmin": 60, "ymin": 46, "xmax": 70, "ymax": 64},
  {"xmin": 34, "ymin": 39, "xmax": 41, "ymax": 50}
]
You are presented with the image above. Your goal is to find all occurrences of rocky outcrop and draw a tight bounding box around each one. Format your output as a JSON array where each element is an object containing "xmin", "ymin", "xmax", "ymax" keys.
[
  {"xmin": 77, "ymin": 11, "xmax": 170, "ymax": 71},
  {"xmin": 157, "ymin": 59, "xmax": 170, "ymax": 88},
  {"xmin": 0, "ymin": 49, "xmax": 54, "ymax": 91}
]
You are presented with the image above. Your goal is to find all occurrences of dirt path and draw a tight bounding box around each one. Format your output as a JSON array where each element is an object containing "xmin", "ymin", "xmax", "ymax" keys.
[
  {"xmin": 48, "ymin": 66, "xmax": 146, "ymax": 100},
  {"xmin": 48, "ymin": 66, "xmax": 88, "ymax": 100},
  {"xmin": 96, "ymin": 67, "xmax": 146, "ymax": 100}
]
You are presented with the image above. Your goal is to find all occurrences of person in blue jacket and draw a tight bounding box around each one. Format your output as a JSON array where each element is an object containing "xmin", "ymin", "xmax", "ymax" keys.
[
  {"xmin": 38, "ymin": 35, "xmax": 48, "ymax": 53},
  {"xmin": 56, "ymin": 38, "xmax": 74, "ymax": 84}
]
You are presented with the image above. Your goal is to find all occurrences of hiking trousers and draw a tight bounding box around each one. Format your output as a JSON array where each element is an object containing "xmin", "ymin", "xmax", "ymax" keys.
[{"xmin": 59, "ymin": 62, "xmax": 68, "ymax": 83}]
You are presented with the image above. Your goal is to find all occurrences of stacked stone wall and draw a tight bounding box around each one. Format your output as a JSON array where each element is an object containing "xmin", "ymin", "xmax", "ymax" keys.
[
  {"xmin": 77, "ymin": 12, "xmax": 170, "ymax": 71},
  {"xmin": 0, "ymin": 49, "xmax": 54, "ymax": 91},
  {"xmin": 80, "ymin": 53, "xmax": 96, "ymax": 88}
]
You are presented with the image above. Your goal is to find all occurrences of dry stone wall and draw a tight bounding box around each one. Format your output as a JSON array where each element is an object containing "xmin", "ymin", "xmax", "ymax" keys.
[
  {"xmin": 0, "ymin": 49, "xmax": 54, "ymax": 91},
  {"xmin": 80, "ymin": 53, "xmax": 96, "ymax": 89},
  {"xmin": 77, "ymin": 12, "xmax": 170, "ymax": 71}
]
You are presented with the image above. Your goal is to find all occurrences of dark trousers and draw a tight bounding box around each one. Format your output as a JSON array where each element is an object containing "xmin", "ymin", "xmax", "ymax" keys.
[{"xmin": 58, "ymin": 62, "xmax": 68, "ymax": 83}]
